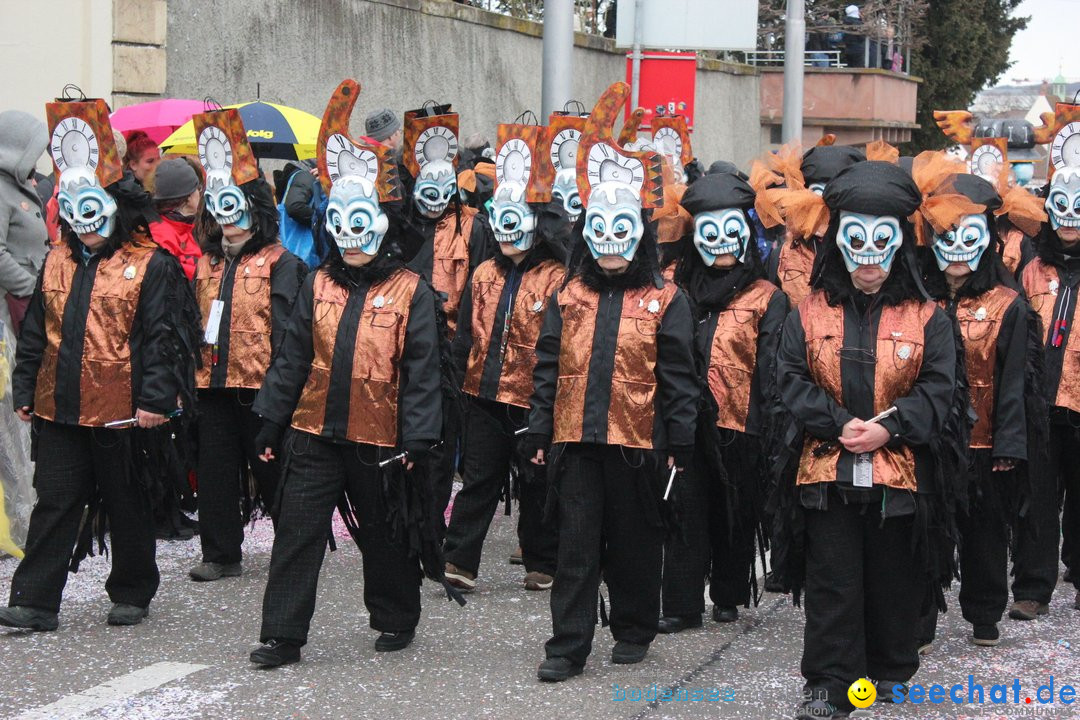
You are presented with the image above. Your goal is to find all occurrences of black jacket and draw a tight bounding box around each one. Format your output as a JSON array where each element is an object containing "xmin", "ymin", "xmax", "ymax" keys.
[
  {"xmin": 399, "ymin": 204, "xmax": 492, "ymax": 285},
  {"xmin": 252, "ymin": 254, "xmax": 442, "ymax": 447},
  {"xmin": 14, "ymin": 246, "xmax": 185, "ymax": 420},
  {"xmin": 282, "ymin": 161, "xmax": 319, "ymax": 226}
]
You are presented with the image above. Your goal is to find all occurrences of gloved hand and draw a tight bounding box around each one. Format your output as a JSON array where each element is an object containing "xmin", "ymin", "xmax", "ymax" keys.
[
  {"xmin": 403, "ymin": 440, "xmax": 435, "ymax": 465},
  {"xmin": 254, "ymin": 419, "xmax": 284, "ymax": 461},
  {"xmin": 669, "ymin": 444, "xmax": 694, "ymax": 471},
  {"xmin": 519, "ymin": 433, "xmax": 551, "ymax": 462}
]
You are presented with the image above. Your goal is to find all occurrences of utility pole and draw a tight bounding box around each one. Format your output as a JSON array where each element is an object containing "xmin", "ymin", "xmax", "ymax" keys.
[
  {"xmin": 630, "ymin": 0, "xmax": 644, "ymax": 110},
  {"xmin": 542, "ymin": 0, "xmax": 575, "ymax": 119},
  {"xmin": 781, "ymin": 0, "xmax": 805, "ymax": 144}
]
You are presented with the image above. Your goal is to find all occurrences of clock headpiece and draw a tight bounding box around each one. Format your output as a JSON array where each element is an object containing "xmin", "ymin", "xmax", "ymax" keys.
[{"xmin": 403, "ymin": 103, "xmax": 459, "ymax": 218}]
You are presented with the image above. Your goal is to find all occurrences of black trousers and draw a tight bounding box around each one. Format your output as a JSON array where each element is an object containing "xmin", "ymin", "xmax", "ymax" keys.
[
  {"xmin": 9, "ymin": 420, "xmax": 159, "ymax": 613},
  {"xmin": 196, "ymin": 389, "xmax": 281, "ymax": 565},
  {"xmin": 545, "ymin": 443, "xmax": 665, "ymax": 666},
  {"xmin": 801, "ymin": 496, "xmax": 921, "ymax": 711},
  {"xmin": 1012, "ymin": 422, "xmax": 1080, "ymax": 602},
  {"xmin": 661, "ymin": 462, "xmax": 708, "ymax": 617},
  {"xmin": 443, "ymin": 400, "xmax": 557, "ymax": 576},
  {"xmin": 259, "ymin": 432, "xmax": 421, "ymax": 644}
]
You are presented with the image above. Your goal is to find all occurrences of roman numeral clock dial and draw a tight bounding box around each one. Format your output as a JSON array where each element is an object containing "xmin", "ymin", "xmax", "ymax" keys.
[
  {"xmin": 1051, "ymin": 122, "xmax": 1080, "ymax": 170},
  {"xmin": 587, "ymin": 143, "xmax": 644, "ymax": 190},
  {"xmin": 50, "ymin": 117, "xmax": 98, "ymax": 173}
]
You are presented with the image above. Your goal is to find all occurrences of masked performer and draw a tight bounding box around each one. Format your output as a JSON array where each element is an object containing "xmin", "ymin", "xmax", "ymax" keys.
[
  {"xmin": 1014, "ymin": 159, "xmax": 1080, "ymax": 618},
  {"xmin": 913, "ymin": 164, "xmax": 1043, "ymax": 650},
  {"xmin": 658, "ymin": 170, "xmax": 788, "ymax": 633},
  {"xmin": 0, "ymin": 97, "xmax": 197, "ymax": 631},
  {"xmin": 526, "ymin": 82, "xmax": 698, "ymax": 681},
  {"xmin": 443, "ymin": 122, "xmax": 568, "ymax": 593},
  {"xmin": 249, "ymin": 80, "xmax": 461, "ymax": 667},
  {"xmin": 187, "ymin": 109, "xmax": 304, "ymax": 583},
  {"xmin": 774, "ymin": 161, "xmax": 963, "ymax": 719},
  {"xmin": 547, "ymin": 111, "xmax": 587, "ymax": 234}
]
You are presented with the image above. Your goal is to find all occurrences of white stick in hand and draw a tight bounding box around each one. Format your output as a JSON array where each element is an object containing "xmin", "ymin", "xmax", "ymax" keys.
[{"xmin": 663, "ymin": 465, "xmax": 678, "ymax": 501}]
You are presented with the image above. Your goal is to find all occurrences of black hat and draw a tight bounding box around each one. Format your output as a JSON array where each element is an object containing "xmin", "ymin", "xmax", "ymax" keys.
[
  {"xmin": 680, "ymin": 171, "xmax": 756, "ymax": 215},
  {"xmin": 801, "ymin": 145, "xmax": 865, "ymax": 185},
  {"xmin": 946, "ymin": 173, "xmax": 1003, "ymax": 212},
  {"xmin": 823, "ymin": 161, "xmax": 923, "ymax": 217},
  {"xmin": 706, "ymin": 160, "xmax": 749, "ymax": 180}
]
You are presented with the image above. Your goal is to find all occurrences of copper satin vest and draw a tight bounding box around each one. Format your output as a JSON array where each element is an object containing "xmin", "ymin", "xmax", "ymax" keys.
[
  {"xmin": 707, "ymin": 279, "xmax": 779, "ymax": 433},
  {"xmin": 1000, "ymin": 227, "xmax": 1023, "ymax": 276},
  {"xmin": 433, "ymin": 205, "xmax": 477, "ymax": 338},
  {"xmin": 462, "ymin": 258, "xmax": 565, "ymax": 408},
  {"xmin": 194, "ymin": 244, "xmax": 287, "ymax": 389},
  {"xmin": 777, "ymin": 241, "xmax": 816, "ymax": 308},
  {"xmin": 661, "ymin": 261, "xmax": 676, "ymax": 283},
  {"xmin": 36, "ymin": 242, "xmax": 157, "ymax": 426},
  {"xmin": 948, "ymin": 286, "xmax": 1017, "ymax": 449},
  {"xmin": 797, "ymin": 291, "xmax": 935, "ymax": 490},
  {"xmin": 291, "ymin": 268, "xmax": 420, "ymax": 447},
  {"xmin": 1023, "ymin": 258, "xmax": 1080, "ymax": 413},
  {"xmin": 552, "ymin": 277, "xmax": 681, "ymax": 449}
]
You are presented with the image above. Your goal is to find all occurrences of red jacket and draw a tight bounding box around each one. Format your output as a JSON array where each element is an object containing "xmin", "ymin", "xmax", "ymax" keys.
[{"xmin": 149, "ymin": 216, "xmax": 201, "ymax": 280}]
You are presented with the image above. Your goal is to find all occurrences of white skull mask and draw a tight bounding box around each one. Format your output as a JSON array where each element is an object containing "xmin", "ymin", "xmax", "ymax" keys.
[
  {"xmin": 694, "ymin": 209, "xmax": 751, "ymax": 266},
  {"xmin": 413, "ymin": 159, "xmax": 457, "ymax": 218},
  {"xmin": 1046, "ymin": 167, "xmax": 1080, "ymax": 231},
  {"xmin": 204, "ymin": 169, "xmax": 252, "ymax": 230},
  {"xmin": 552, "ymin": 169, "xmax": 582, "ymax": 224},
  {"xmin": 583, "ymin": 181, "xmax": 644, "ymax": 262},
  {"xmin": 325, "ymin": 177, "xmax": 389, "ymax": 256},
  {"xmin": 836, "ymin": 211, "xmax": 903, "ymax": 273},
  {"xmin": 489, "ymin": 182, "xmax": 537, "ymax": 251},
  {"xmin": 57, "ymin": 167, "xmax": 118, "ymax": 238},
  {"xmin": 932, "ymin": 213, "xmax": 991, "ymax": 271}
]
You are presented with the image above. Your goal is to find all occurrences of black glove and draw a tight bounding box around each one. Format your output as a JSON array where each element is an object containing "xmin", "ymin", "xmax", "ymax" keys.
[
  {"xmin": 403, "ymin": 440, "xmax": 435, "ymax": 465},
  {"xmin": 519, "ymin": 433, "xmax": 551, "ymax": 461},
  {"xmin": 669, "ymin": 444, "xmax": 694, "ymax": 470},
  {"xmin": 254, "ymin": 419, "xmax": 284, "ymax": 458}
]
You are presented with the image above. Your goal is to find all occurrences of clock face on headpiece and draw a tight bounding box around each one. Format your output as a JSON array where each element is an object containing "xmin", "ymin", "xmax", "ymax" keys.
[
  {"xmin": 587, "ymin": 143, "xmax": 645, "ymax": 190},
  {"xmin": 325, "ymin": 133, "xmax": 378, "ymax": 184},
  {"xmin": 198, "ymin": 126, "xmax": 232, "ymax": 172},
  {"xmin": 971, "ymin": 144, "xmax": 1004, "ymax": 176},
  {"xmin": 496, "ymin": 138, "xmax": 531, "ymax": 184},
  {"xmin": 550, "ymin": 128, "xmax": 581, "ymax": 172},
  {"xmin": 652, "ymin": 126, "xmax": 683, "ymax": 162},
  {"xmin": 416, "ymin": 125, "xmax": 458, "ymax": 165},
  {"xmin": 1051, "ymin": 122, "xmax": 1080, "ymax": 170},
  {"xmin": 50, "ymin": 117, "xmax": 99, "ymax": 172}
]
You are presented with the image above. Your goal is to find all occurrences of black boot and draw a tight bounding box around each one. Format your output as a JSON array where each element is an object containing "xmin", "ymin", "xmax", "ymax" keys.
[
  {"xmin": 0, "ymin": 606, "xmax": 59, "ymax": 632},
  {"xmin": 611, "ymin": 640, "xmax": 649, "ymax": 664},
  {"xmin": 250, "ymin": 639, "xmax": 301, "ymax": 667},
  {"xmin": 375, "ymin": 629, "xmax": 415, "ymax": 652},
  {"xmin": 657, "ymin": 614, "xmax": 703, "ymax": 634},
  {"xmin": 537, "ymin": 657, "xmax": 583, "ymax": 682},
  {"xmin": 107, "ymin": 604, "xmax": 148, "ymax": 626},
  {"xmin": 712, "ymin": 605, "xmax": 739, "ymax": 622}
]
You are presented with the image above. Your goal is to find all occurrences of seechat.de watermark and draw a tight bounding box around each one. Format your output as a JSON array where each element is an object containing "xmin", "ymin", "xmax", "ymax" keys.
[{"xmin": 889, "ymin": 676, "xmax": 1078, "ymax": 707}]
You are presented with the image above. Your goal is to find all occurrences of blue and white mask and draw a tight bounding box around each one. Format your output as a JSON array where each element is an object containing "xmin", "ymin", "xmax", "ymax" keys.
[
  {"xmin": 489, "ymin": 182, "xmax": 536, "ymax": 251},
  {"xmin": 1046, "ymin": 167, "xmax": 1080, "ymax": 231},
  {"xmin": 933, "ymin": 213, "xmax": 991, "ymax": 271},
  {"xmin": 204, "ymin": 169, "xmax": 252, "ymax": 230},
  {"xmin": 413, "ymin": 159, "xmax": 457, "ymax": 218},
  {"xmin": 583, "ymin": 182, "xmax": 644, "ymax": 262},
  {"xmin": 325, "ymin": 177, "xmax": 389, "ymax": 255},
  {"xmin": 57, "ymin": 167, "xmax": 118, "ymax": 238},
  {"xmin": 552, "ymin": 169, "xmax": 582, "ymax": 224},
  {"xmin": 836, "ymin": 211, "xmax": 903, "ymax": 273},
  {"xmin": 808, "ymin": 182, "xmax": 826, "ymax": 196},
  {"xmin": 694, "ymin": 209, "xmax": 750, "ymax": 266}
]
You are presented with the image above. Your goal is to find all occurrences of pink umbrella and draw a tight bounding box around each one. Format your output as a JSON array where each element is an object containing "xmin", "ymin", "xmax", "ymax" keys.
[{"xmin": 110, "ymin": 99, "xmax": 205, "ymax": 144}]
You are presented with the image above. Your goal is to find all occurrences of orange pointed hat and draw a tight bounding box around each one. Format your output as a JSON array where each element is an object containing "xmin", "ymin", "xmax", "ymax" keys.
[{"xmin": 316, "ymin": 79, "xmax": 401, "ymax": 202}]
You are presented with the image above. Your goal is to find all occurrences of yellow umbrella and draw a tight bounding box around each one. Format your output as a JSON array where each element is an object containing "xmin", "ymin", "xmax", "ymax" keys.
[{"xmin": 159, "ymin": 101, "xmax": 320, "ymax": 160}]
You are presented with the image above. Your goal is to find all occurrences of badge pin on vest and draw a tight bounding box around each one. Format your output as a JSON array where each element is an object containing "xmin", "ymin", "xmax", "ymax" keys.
[
  {"xmin": 373, "ymin": 295, "xmax": 386, "ymax": 308},
  {"xmin": 647, "ymin": 299, "xmax": 660, "ymax": 314},
  {"xmin": 123, "ymin": 265, "xmax": 136, "ymax": 280},
  {"xmin": 532, "ymin": 300, "xmax": 543, "ymax": 312},
  {"xmin": 1050, "ymin": 279, "xmax": 1060, "ymax": 296},
  {"xmin": 897, "ymin": 345, "xmax": 912, "ymax": 360},
  {"xmin": 973, "ymin": 307, "xmax": 988, "ymax": 321}
]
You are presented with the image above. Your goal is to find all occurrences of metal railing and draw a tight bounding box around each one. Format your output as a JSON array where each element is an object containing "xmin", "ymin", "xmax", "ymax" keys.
[{"xmin": 745, "ymin": 50, "xmax": 845, "ymax": 68}]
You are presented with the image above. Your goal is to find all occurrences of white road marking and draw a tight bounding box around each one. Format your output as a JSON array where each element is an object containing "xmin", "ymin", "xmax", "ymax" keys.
[{"xmin": 10, "ymin": 661, "xmax": 209, "ymax": 720}]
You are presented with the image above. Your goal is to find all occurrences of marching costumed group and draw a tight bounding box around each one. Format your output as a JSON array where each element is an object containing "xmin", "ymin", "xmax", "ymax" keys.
[{"xmin": 2, "ymin": 79, "xmax": 1080, "ymax": 719}]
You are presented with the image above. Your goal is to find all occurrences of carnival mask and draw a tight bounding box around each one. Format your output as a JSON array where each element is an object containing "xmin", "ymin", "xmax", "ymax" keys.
[
  {"xmin": 836, "ymin": 211, "xmax": 903, "ymax": 273},
  {"xmin": 808, "ymin": 182, "xmax": 826, "ymax": 196},
  {"xmin": 552, "ymin": 169, "xmax": 582, "ymax": 224},
  {"xmin": 57, "ymin": 167, "xmax": 118, "ymax": 238},
  {"xmin": 204, "ymin": 170, "xmax": 252, "ymax": 230},
  {"xmin": 583, "ymin": 181, "xmax": 644, "ymax": 262},
  {"xmin": 413, "ymin": 159, "xmax": 457, "ymax": 218},
  {"xmin": 489, "ymin": 182, "xmax": 536, "ymax": 251},
  {"xmin": 932, "ymin": 213, "xmax": 991, "ymax": 271},
  {"xmin": 325, "ymin": 177, "xmax": 389, "ymax": 255},
  {"xmin": 694, "ymin": 209, "xmax": 750, "ymax": 266},
  {"xmin": 1046, "ymin": 168, "xmax": 1080, "ymax": 231}
]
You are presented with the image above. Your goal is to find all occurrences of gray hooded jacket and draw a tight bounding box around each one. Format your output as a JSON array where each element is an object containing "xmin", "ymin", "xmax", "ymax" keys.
[{"xmin": 0, "ymin": 110, "xmax": 49, "ymax": 298}]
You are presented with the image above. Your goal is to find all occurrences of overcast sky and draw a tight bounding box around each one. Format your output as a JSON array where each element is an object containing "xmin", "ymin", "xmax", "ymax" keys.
[{"xmin": 1001, "ymin": 0, "xmax": 1079, "ymax": 86}]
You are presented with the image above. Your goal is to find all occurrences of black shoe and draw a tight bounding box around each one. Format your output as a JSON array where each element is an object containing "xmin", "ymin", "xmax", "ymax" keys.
[
  {"xmin": 712, "ymin": 605, "xmax": 739, "ymax": 623},
  {"xmin": 657, "ymin": 614, "xmax": 703, "ymax": 634},
  {"xmin": 973, "ymin": 623, "xmax": 1000, "ymax": 646},
  {"xmin": 537, "ymin": 657, "xmax": 583, "ymax": 682},
  {"xmin": 611, "ymin": 640, "xmax": 649, "ymax": 664},
  {"xmin": 764, "ymin": 571, "xmax": 784, "ymax": 593},
  {"xmin": 107, "ymin": 603, "xmax": 148, "ymax": 626},
  {"xmin": 795, "ymin": 699, "xmax": 848, "ymax": 719},
  {"xmin": 250, "ymin": 639, "xmax": 301, "ymax": 667},
  {"xmin": 189, "ymin": 562, "xmax": 242, "ymax": 582},
  {"xmin": 0, "ymin": 606, "xmax": 59, "ymax": 632},
  {"xmin": 375, "ymin": 629, "xmax": 415, "ymax": 652}
]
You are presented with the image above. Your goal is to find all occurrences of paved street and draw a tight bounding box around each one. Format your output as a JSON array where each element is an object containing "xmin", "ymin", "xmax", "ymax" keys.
[{"xmin": 1, "ymin": 508, "xmax": 1078, "ymax": 720}]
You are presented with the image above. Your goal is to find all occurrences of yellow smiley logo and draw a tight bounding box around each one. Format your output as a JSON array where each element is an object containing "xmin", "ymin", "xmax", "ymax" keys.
[{"xmin": 848, "ymin": 678, "xmax": 877, "ymax": 708}]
